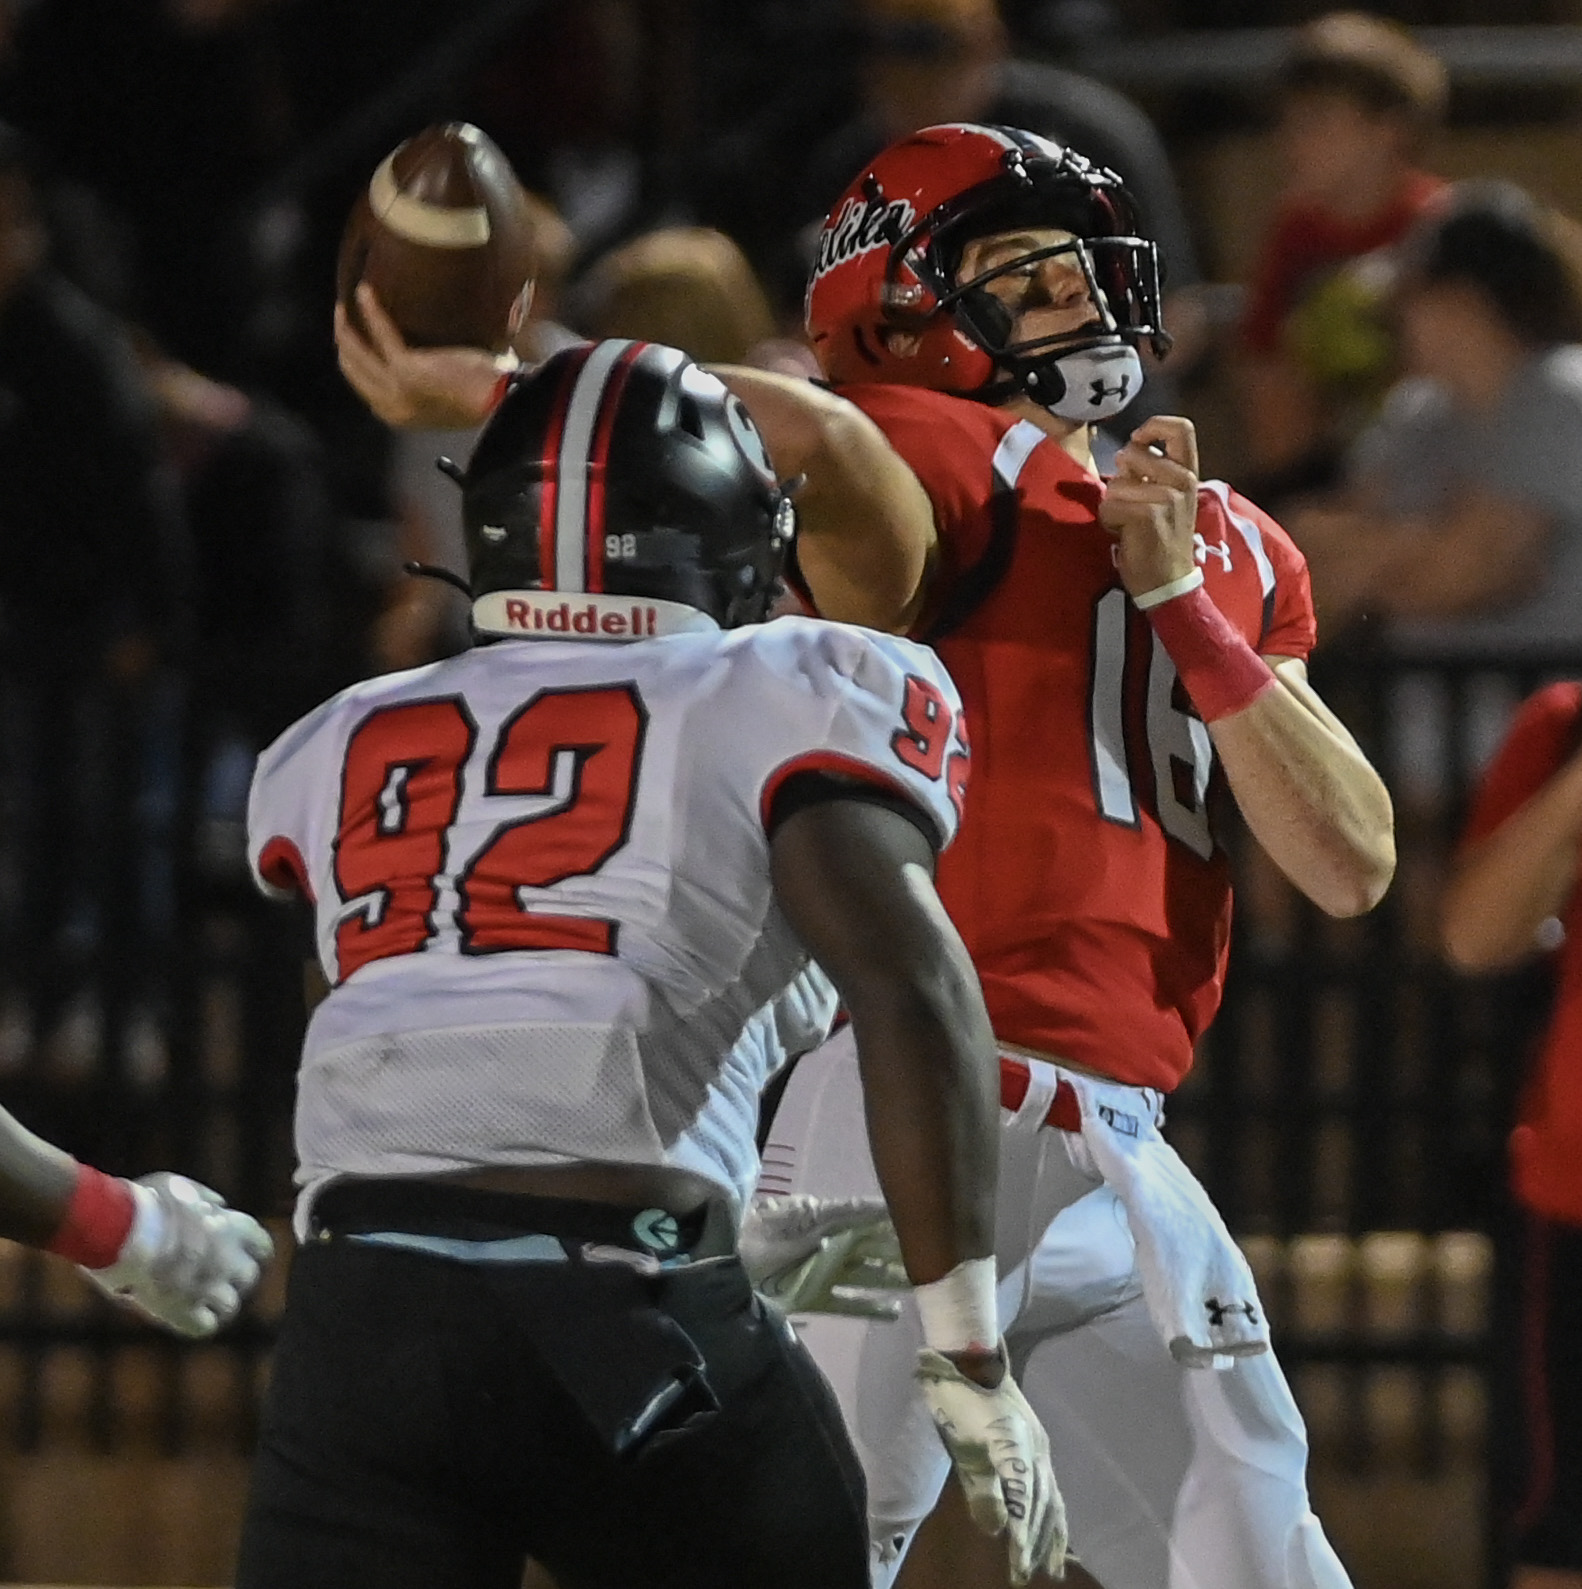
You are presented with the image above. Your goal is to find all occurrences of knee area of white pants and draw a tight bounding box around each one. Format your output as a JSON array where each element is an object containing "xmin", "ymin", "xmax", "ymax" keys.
[{"xmin": 1284, "ymin": 1511, "xmax": 1354, "ymax": 1589}]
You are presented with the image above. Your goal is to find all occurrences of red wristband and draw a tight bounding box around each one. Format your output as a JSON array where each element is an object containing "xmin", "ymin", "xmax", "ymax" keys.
[
  {"xmin": 1143, "ymin": 584, "xmax": 1276, "ymax": 722},
  {"xmin": 488, "ymin": 371, "xmax": 512, "ymax": 413},
  {"xmin": 44, "ymin": 1164, "xmax": 136, "ymax": 1270}
]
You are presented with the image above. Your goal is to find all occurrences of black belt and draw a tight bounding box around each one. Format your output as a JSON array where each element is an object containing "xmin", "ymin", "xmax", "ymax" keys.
[{"xmin": 310, "ymin": 1177, "xmax": 728, "ymax": 1261}]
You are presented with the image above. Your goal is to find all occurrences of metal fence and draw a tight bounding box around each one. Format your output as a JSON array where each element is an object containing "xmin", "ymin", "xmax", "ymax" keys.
[
  {"xmin": 1171, "ymin": 644, "xmax": 1582, "ymax": 1585},
  {"xmin": 0, "ymin": 643, "xmax": 1573, "ymax": 1580}
]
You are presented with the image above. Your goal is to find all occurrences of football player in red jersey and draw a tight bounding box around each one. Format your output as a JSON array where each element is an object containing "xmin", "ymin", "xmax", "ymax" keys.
[
  {"xmin": 1443, "ymin": 686, "xmax": 1582, "ymax": 1589},
  {"xmin": 333, "ymin": 125, "xmax": 1395, "ymax": 1589}
]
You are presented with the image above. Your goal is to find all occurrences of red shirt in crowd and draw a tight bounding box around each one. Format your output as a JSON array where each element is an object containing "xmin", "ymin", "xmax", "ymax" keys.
[
  {"xmin": 1461, "ymin": 681, "xmax": 1582, "ymax": 1227},
  {"xmin": 1240, "ymin": 170, "xmax": 1448, "ymax": 356}
]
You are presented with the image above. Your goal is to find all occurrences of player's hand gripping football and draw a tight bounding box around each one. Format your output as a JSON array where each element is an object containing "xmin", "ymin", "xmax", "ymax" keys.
[
  {"xmin": 738, "ymin": 1195, "xmax": 907, "ymax": 1319},
  {"xmin": 81, "ymin": 1173, "xmax": 273, "ymax": 1339},
  {"xmin": 335, "ymin": 283, "xmax": 506, "ymax": 430},
  {"xmin": 1098, "ymin": 414, "xmax": 1201, "ymax": 601},
  {"xmin": 917, "ymin": 1343, "xmax": 1069, "ymax": 1584}
]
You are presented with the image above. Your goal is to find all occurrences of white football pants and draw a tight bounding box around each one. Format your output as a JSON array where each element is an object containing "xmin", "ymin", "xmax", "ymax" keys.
[{"xmin": 760, "ymin": 1029, "xmax": 1354, "ymax": 1589}]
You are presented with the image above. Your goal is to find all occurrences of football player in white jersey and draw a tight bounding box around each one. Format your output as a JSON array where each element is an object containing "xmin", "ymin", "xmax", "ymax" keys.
[
  {"xmin": 0, "ymin": 1103, "xmax": 270, "ymax": 1337},
  {"xmin": 235, "ymin": 340, "xmax": 1065, "ymax": 1589}
]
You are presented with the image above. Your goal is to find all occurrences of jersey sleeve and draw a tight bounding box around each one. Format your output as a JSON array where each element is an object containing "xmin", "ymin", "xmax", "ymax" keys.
[
  {"xmin": 1461, "ymin": 683, "xmax": 1582, "ymax": 849},
  {"xmin": 749, "ymin": 621, "xmax": 969, "ymax": 853},
  {"xmin": 1202, "ymin": 482, "xmax": 1317, "ymax": 661},
  {"xmin": 839, "ymin": 382, "xmax": 1005, "ymax": 580},
  {"xmin": 246, "ymin": 704, "xmax": 334, "ymax": 903}
]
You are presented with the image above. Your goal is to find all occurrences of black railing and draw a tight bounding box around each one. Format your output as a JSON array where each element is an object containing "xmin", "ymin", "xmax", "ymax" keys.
[{"xmin": 0, "ymin": 643, "xmax": 1571, "ymax": 1586}]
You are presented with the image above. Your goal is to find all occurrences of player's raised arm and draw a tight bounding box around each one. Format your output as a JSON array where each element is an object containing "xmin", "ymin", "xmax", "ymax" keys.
[
  {"xmin": 768, "ymin": 795, "xmax": 1067, "ymax": 1586},
  {"xmin": 709, "ymin": 366, "xmax": 938, "ymax": 633},
  {"xmin": 1100, "ymin": 416, "xmax": 1396, "ymax": 918}
]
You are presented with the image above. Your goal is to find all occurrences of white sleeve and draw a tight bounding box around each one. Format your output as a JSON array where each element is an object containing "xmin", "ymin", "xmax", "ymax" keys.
[
  {"xmin": 245, "ymin": 707, "xmax": 331, "ymax": 903},
  {"xmin": 752, "ymin": 621, "xmax": 969, "ymax": 852}
]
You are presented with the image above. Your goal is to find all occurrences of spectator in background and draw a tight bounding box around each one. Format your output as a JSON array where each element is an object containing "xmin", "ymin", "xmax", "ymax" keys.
[
  {"xmin": 799, "ymin": 0, "xmax": 1200, "ymax": 291},
  {"xmin": 1290, "ymin": 183, "xmax": 1582, "ymax": 656},
  {"xmin": 0, "ymin": 121, "xmax": 191, "ymax": 1072},
  {"xmin": 466, "ymin": 0, "xmax": 648, "ymax": 263},
  {"xmin": 1443, "ymin": 687, "xmax": 1582, "ymax": 1589},
  {"xmin": 139, "ymin": 338, "xmax": 338, "ymax": 742},
  {"xmin": 0, "ymin": 0, "xmax": 301, "ymax": 383},
  {"xmin": 1236, "ymin": 11, "xmax": 1447, "ymax": 497},
  {"xmin": 573, "ymin": 226, "xmax": 779, "ymax": 366}
]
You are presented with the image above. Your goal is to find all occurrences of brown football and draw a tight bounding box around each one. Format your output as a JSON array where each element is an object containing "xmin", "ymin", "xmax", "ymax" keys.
[{"xmin": 337, "ymin": 122, "xmax": 540, "ymax": 353}]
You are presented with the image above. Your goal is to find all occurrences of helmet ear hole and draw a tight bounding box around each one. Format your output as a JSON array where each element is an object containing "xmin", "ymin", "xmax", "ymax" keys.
[{"xmin": 676, "ymin": 396, "xmax": 707, "ymax": 441}]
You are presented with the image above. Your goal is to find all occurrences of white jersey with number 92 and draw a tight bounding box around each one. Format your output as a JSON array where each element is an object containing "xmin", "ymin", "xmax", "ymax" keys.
[{"xmin": 247, "ymin": 616, "xmax": 967, "ymax": 1231}]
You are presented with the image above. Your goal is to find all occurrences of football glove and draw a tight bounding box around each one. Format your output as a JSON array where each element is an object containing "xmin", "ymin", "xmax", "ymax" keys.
[
  {"xmin": 81, "ymin": 1173, "xmax": 273, "ymax": 1339},
  {"xmin": 917, "ymin": 1342, "xmax": 1069, "ymax": 1586},
  {"xmin": 738, "ymin": 1194, "xmax": 907, "ymax": 1319}
]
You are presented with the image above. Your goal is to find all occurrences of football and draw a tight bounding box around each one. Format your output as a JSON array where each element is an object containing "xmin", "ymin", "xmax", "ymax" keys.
[{"xmin": 337, "ymin": 122, "xmax": 541, "ymax": 353}]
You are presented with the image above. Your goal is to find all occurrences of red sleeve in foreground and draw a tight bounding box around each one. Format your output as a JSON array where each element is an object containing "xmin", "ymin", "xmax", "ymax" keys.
[{"xmin": 1461, "ymin": 682, "xmax": 1582, "ymax": 850}]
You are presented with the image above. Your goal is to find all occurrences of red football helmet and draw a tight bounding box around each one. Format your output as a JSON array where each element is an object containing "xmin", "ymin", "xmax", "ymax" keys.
[{"xmin": 805, "ymin": 123, "xmax": 1169, "ymax": 411}]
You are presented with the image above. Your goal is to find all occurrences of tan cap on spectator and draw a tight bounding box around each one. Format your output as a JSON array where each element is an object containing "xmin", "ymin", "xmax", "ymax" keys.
[
  {"xmin": 576, "ymin": 226, "xmax": 777, "ymax": 366},
  {"xmin": 1281, "ymin": 11, "xmax": 1448, "ymax": 131}
]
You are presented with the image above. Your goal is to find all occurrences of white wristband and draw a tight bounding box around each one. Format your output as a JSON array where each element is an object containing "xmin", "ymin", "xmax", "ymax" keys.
[
  {"xmin": 913, "ymin": 1256, "xmax": 998, "ymax": 1354},
  {"xmin": 1132, "ymin": 567, "xmax": 1204, "ymax": 610}
]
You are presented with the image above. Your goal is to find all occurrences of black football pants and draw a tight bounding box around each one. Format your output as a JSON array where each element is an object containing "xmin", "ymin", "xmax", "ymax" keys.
[{"xmin": 233, "ymin": 1230, "xmax": 871, "ymax": 1589}]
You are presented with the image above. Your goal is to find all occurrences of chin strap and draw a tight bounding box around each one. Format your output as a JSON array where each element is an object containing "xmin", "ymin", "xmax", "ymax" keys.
[
  {"xmin": 1024, "ymin": 344, "xmax": 1145, "ymax": 423},
  {"xmin": 404, "ymin": 561, "xmax": 473, "ymax": 596},
  {"xmin": 965, "ymin": 343, "xmax": 1145, "ymax": 425}
]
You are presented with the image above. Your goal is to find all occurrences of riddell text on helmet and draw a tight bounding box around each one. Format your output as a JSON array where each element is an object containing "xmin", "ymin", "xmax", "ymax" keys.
[{"xmin": 504, "ymin": 599, "xmax": 660, "ymax": 637}]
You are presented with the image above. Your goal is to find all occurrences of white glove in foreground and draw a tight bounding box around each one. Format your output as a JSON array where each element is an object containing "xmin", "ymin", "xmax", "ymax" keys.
[
  {"xmin": 739, "ymin": 1195, "xmax": 906, "ymax": 1319},
  {"xmin": 917, "ymin": 1344, "xmax": 1069, "ymax": 1585},
  {"xmin": 81, "ymin": 1173, "xmax": 273, "ymax": 1339}
]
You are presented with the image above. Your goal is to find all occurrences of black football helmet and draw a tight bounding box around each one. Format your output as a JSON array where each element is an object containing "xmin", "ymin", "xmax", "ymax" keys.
[{"xmin": 459, "ymin": 340, "xmax": 794, "ymax": 633}]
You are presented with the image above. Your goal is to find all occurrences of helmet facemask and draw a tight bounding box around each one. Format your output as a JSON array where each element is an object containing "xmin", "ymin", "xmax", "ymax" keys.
[{"xmin": 888, "ymin": 146, "xmax": 1171, "ymax": 421}]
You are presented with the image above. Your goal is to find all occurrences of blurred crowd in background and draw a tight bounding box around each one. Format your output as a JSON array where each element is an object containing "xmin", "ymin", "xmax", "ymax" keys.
[
  {"xmin": 0, "ymin": 0, "xmax": 1576, "ymax": 1066},
  {"xmin": 0, "ymin": 1, "xmax": 1581, "ymax": 1580}
]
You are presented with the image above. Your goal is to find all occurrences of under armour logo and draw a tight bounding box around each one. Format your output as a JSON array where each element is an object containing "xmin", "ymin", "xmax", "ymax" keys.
[
  {"xmin": 1089, "ymin": 375, "xmax": 1131, "ymax": 404},
  {"xmin": 1194, "ymin": 534, "xmax": 1232, "ymax": 572},
  {"xmin": 1205, "ymin": 1296, "xmax": 1260, "ymax": 1328}
]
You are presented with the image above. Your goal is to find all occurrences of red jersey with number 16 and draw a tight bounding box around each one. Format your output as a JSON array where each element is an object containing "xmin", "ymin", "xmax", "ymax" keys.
[{"xmin": 838, "ymin": 383, "xmax": 1317, "ymax": 1091}]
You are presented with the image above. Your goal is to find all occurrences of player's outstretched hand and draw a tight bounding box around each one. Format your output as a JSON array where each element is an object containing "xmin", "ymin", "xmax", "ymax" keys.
[
  {"xmin": 81, "ymin": 1173, "xmax": 274, "ymax": 1339},
  {"xmin": 335, "ymin": 283, "xmax": 504, "ymax": 430},
  {"xmin": 917, "ymin": 1343, "xmax": 1069, "ymax": 1585},
  {"xmin": 738, "ymin": 1194, "xmax": 907, "ymax": 1319}
]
